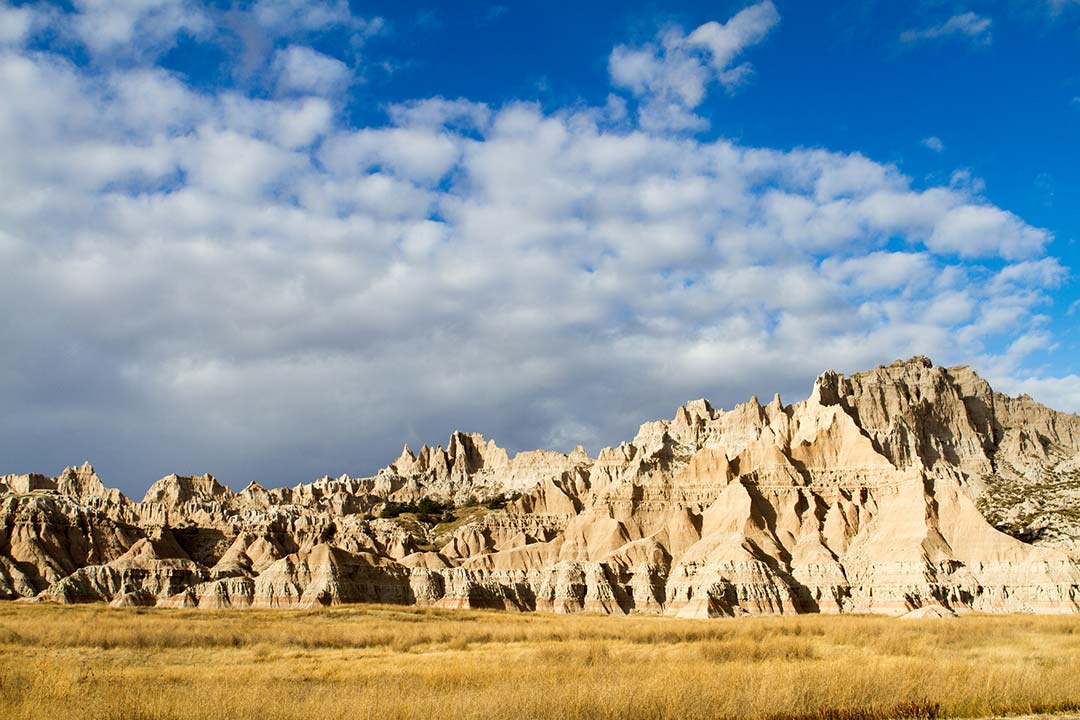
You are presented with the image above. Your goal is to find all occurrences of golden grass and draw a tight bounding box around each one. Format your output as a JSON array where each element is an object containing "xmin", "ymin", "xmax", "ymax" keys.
[{"xmin": 1, "ymin": 603, "xmax": 1079, "ymax": 720}]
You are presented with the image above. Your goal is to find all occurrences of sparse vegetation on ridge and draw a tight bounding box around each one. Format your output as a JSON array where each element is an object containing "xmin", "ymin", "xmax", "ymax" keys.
[
  {"xmin": 1, "ymin": 604, "xmax": 1079, "ymax": 720},
  {"xmin": 483, "ymin": 491, "xmax": 522, "ymax": 510},
  {"xmin": 978, "ymin": 464, "xmax": 1080, "ymax": 548},
  {"xmin": 378, "ymin": 496, "xmax": 454, "ymax": 522}
]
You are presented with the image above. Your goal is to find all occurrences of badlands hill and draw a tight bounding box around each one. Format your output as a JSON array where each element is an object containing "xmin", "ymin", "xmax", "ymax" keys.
[{"xmin": 2, "ymin": 357, "xmax": 1079, "ymax": 616}]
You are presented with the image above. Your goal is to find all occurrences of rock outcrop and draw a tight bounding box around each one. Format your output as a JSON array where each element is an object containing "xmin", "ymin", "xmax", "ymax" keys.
[{"xmin": 3, "ymin": 357, "xmax": 1080, "ymax": 616}]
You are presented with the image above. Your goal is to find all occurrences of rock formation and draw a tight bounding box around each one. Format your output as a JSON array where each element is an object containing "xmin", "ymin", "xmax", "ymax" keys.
[{"xmin": 3, "ymin": 357, "xmax": 1080, "ymax": 616}]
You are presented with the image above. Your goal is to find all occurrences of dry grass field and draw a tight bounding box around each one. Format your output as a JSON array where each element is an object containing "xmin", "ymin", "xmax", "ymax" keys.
[{"xmin": 1, "ymin": 603, "xmax": 1079, "ymax": 720}]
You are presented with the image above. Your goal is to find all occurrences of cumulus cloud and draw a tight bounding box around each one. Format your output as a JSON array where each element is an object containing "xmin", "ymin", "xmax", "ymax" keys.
[
  {"xmin": 272, "ymin": 45, "xmax": 351, "ymax": 96},
  {"xmin": 0, "ymin": 2, "xmax": 34, "ymax": 46},
  {"xmin": 387, "ymin": 97, "xmax": 492, "ymax": 132},
  {"xmin": 990, "ymin": 258, "xmax": 1068, "ymax": 291},
  {"xmin": 609, "ymin": 1, "xmax": 780, "ymax": 132},
  {"xmin": 926, "ymin": 204, "xmax": 1049, "ymax": 259},
  {"xmin": 900, "ymin": 12, "xmax": 992, "ymax": 45},
  {"xmin": 0, "ymin": 3, "xmax": 1074, "ymax": 494},
  {"xmin": 996, "ymin": 374, "xmax": 1080, "ymax": 412},
  {"xmin": 69, "ymin": 0, "xmax": 212, "ymax": 60},
  {"xmin": 821, "ymin": 252, "xmax": 933, "ymax": 293},
  {"xmin": 229, "ymin": 0, "xmax": 382, "ymax": 82},
  {"xmin": 923, "ymin": 136, "xmax": 945, "ymax": 153}
]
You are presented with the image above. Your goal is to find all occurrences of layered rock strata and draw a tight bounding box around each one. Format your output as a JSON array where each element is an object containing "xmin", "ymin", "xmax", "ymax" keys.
[{"xmin": 3, "ymin": 357, "xmax": 1079, "ymax": 616}]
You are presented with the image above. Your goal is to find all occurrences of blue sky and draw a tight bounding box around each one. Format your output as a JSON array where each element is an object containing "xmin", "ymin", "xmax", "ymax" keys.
[{"xmin": 1, "ymin": 0, "xmax": 1079, "ymax": 494}]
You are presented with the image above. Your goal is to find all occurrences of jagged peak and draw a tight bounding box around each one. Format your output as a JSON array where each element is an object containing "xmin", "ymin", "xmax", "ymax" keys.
[
  {"xmin": 814, "ymin": 356, "xmax": 942, "ymax": 390},
  {"xmin": 58, "ymin": 461, "xmax": 98, "ymax": 479},
  {"xmin": 731, "ymin": 395, "xmax": 767, "ymax": 419},
  {"xmin": 765, "ymin": 393, "xmax": 786, "ymax": 420},
  {"xmin": 683, "ymin": 398, "xmax": 714, "ymax": 418},
  {"xmin": 846, "ymin": 356, "xmax": 943, "ymax": 385},
  {"xmin": 891, "ymin": 355, "xmax": 933, "ymax": 370},
  {"xmin": 386, "ymin": 431, "xmax": 511, "ymax": 477},
  {"xmin": 811, "ymin": 369, "xmax": 843, "ymax": 407},
  {"xmin": 142, "ymin": 471, "xmax": 231, "ymax": 505},
  {"xmin": 569, "ymin": 445, "xmax": 590, "ymax": 463},
  {"xmin": 449, "ymin": 430, "xmax": 486, "ymax": 442}
]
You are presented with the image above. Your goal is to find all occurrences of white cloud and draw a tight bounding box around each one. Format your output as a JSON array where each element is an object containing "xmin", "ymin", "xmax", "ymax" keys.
[
  {"xmin": 685, "ymin": 1, "xmax": 781, "ymax": 76},
  {"xmin": 177, "ymin": 129, "xmax": 307, "ymax": 200},
  {"xmin": 901, "ymin": 12, "xmax": 992, "ymax": 45},
  {"xmin": 923, "ymin": 136, "xmax": 945, "ymax": 153},
  {"xmin": 274, "ymin": 97, "xmax": 335, "ymax": 149},
  {"xmin": 927, "ymin": 204, "xmax": 1050, "ymax": 259},
  {"xmin": 636, "ymin": 100, "xmax": 710, "ymax": 134},
  {"xmin": 272, "ymin": 45, "xmax": 351, "ymax": 96},
  {"xmin": 0, "ymin": 12, "xmax": 1073, "ymax": 492},
  {"xmin": 108, "ymin": 68, "xmax": 212, "ymax": 134},
  {"xmin": 990, "ymin": 258, "xmax": 1068, "ymax": 291},
  {"xmin": 387, "ymin": 97, "xmax": 492, "ymax": 131},
  {"xmin": 922, "ymin": 290, "xmax": 975, "ymax": 325},
  {"xmin": 228, "ymin": 0, "xmax": 384, "ymax": 81},
  {"xmin": 991, "ymin": 374, "xmax": 1080, "ymax": 414},
  {"xmin": 320, "ymin": 127, "xmax": 462, "ymax": 185},
  {"xmin": 0, "ymin": 3, "xmax": 33, "ymax": 47},
  {"xmin": 70, "ymin": 0, "xmax": 211, "ymax": 60},
  {"xmin": 821, "ymin": 252, "xmax": 933, "ymax": 293},
  {"xmin": 609, "ymin": 31, "xmax": 711, "ymax": 106},
  {"xmin": 609, "ymin": 1, "xmax": 780, "ymax": 132}
]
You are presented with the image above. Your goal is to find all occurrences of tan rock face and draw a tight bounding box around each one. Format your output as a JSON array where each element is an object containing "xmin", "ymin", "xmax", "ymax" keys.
[{"xmin": 3, "ymin": 356, "xmax": 1080, "ymax": 615}]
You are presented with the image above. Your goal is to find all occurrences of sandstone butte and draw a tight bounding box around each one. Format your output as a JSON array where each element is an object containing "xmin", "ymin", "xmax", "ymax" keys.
[{"xmin": 3, "ymin": 356, "xmax": 1080, "ymax": 617}]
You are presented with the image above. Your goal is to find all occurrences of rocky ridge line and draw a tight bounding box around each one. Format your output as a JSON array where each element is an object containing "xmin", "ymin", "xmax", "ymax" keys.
[{"xmin": 2, "ymin": 356, "xmax": 1079, "ymax": 616}]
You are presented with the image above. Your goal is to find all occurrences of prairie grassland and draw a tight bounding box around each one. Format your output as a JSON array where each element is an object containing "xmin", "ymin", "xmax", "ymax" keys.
[{"xmin": 1, "ymin": 603, "xmax": 1079, "ymax": 720}]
